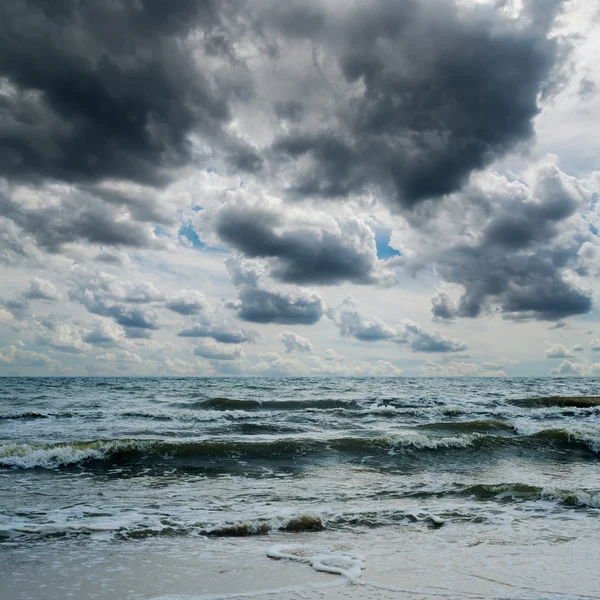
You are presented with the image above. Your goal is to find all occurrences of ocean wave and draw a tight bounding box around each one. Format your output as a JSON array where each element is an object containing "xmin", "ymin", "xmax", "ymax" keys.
[
  {"xmin": 0, "ymin": 512, "xmax": 328, "ymax": 542},
  {"xmin": 416, "ymin": 419, "xmax": 514, "ymax": 433},
  {"xmin": 460, "ymin": 483, "xmax": 600, "ymax": 508},
  {"xmin": 0, "ymin": 412, "xmax": 49, "ymax": 420},
  {"xmin": 514, "ymin": 422, "xmax": 600, "ymax": 454},
  {"xmin": 0, "ymin": 434, "xmax": 482, "ymax": 470},
  {"xmin": 2, "ymin": 422, "xmax": 598, "ymax": 471},
  {"xmin": 509, "ymin": 396, "xmax": 600, "ymax": 409},
  {"xmin": 170, "ymin": 397, "xmax": 360, "ymax": 411}
]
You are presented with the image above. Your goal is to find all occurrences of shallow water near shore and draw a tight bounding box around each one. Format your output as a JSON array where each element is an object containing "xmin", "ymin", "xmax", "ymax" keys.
[{"xmin": 1, "ymin": 376, "xmax": 599, "ymax": 598}]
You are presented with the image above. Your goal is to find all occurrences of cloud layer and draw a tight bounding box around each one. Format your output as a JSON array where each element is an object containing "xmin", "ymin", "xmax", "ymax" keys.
[{"xmin": 0, "ymin": 0, "xmax": 598, "ymax": 376}]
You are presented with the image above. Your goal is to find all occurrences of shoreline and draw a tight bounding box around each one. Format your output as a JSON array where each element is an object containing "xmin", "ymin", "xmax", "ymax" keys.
[{"xmin": 3, "ymin": 518, "xmax": 600, "ymax": 600}]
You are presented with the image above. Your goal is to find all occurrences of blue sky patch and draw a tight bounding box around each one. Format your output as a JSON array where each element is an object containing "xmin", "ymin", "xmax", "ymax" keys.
[{"xmin": 375, "ymin": 229, "xmax": 401, "ymax": 259}]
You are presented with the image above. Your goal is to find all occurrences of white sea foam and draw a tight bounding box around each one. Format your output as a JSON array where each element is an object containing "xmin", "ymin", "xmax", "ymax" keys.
[
  {"xmin": 383, "ymin": 432, "xmax": 482, "ymax": 452},
  {"xmin": 0, "ymin": 442, "xmax": 108, "ymax": 469},
  {"xmin": 267, "ymin": 543, "xmax": 365, "ymax": 581}
]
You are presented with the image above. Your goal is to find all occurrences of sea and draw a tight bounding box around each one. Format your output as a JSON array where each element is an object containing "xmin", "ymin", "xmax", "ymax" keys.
[{"xmin": 1, "ymin": 376, "xmax": 600, "ymax": 600}]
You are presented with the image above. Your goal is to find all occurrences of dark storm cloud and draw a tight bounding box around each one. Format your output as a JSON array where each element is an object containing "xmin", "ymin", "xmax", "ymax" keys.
[
  {"xmin": 265, "ymin": 0, "xmax": 562, "ymax": 208},
  {"xmin": 429, "ymin": 164, "xmax": 592, "ymax": 322},
  {"xmin": 214, "ymin": 198, "xmax": 382, "ymax": 285},
  {"xmin": 0, "ymin": 187, "xmax": 158, "ymax": 251},
  {"xmin": 0, "ymin": 0, "xmax": 258, "ymax": 186},
  {"xmin": 235, "ymin": 287, "xmax": 325, "ymax": 325},
  {"xmin": 437, "ymin": 246, "xmax": 591, "ymax": 321}
]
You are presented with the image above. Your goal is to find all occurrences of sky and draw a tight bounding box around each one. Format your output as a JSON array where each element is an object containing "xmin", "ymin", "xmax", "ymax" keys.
[{"xmin": 0, "ymin": 0, "xmax": 599, "ymax": 377}]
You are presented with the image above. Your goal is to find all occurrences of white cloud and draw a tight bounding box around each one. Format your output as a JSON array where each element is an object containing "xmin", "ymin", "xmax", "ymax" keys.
[
  {"xmin": 0, "ymin": 345, "xmax": 55, "ymax": 368},
  {"xmin": 278, "ymin": 331, "xmax": 314, "ymax": 354},
  {"xmin": 193, "ymin": 339, "xmax": 245, "ymax": 361}
]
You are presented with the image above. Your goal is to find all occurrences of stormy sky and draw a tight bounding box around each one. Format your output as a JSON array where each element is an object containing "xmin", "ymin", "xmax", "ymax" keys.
[{"xmin": 1, "ymin": 0, "xmax": 599, "ymax": 376}]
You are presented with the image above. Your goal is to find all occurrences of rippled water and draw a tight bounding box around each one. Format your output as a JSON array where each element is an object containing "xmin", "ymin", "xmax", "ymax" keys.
[{"xmin": 1, "ymin": 377, "xmax": 600, "ymax": 598}]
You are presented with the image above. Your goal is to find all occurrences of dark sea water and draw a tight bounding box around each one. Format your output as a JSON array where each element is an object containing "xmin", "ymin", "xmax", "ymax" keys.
[{"xmin": 1, "ymin": 377, "xmax": 600, "ymax": 599}]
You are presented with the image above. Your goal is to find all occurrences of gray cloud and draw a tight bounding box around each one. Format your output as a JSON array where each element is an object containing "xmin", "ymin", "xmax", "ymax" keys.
[
  {"xmin": 263, "ymin": 0, "xmax": 561, "ymax": 207},
  {"xmin": 165, "ymin": 290, "xmax": 210, "ymax": 316},
  {"xmin": 0, "ymin": 1, "xmax": 256, "ymax": 186},
  {"xmin": 431, "ymin": 291, "xmax": 458, "ymax": 322},
  {"xmin": 329, "ymin": 297, "xmax": 467, "ymax": 353},
  {"xmin": 69, "ymin": 267, "xmax": 163, "ymax": 331},
  {"xmin": 2, "ymin": 296, "xmax": 29, "ymax": 314},
  {"xmin": 1, "ymin": 276, "xmax": 60, "ymax": 317},
  {"xmin": 23, "ymin": 277, "xmax": 61, "ymax": 301},
  {"xmin": 403, "ymin": 320, "xmax": 468, "ymax": 353},
  {"xmin": 225, "ymin": 255, "xmax": 327, "ymax": 325},
  {"xmin": 589, "ymin": 339, "xmax": 600, "ymax": 352},
  {"xmin": 178, "ymin": 319, "xmax": 260, "ymax": 344},
  {"xmin": 428, "ymin": 164, "xmax": 592, "ymax": 322},
  {"xmin": 0, "ymin": 185, "xmax": 160, "ymax": 251},
  {"xmin": 211, "ymin": 191, "xmax": 391, "ymax": 286},
  {"xmin": 327, "ymin": 298, "xmax": 400, "ymax": 342},
  {"xmin": 236, "ymin": 286, "xmax": 326, "ymax": 325},
  {"xmin": 83, "ymin": 318, "xmax": 126, "ymax": 346},
  {"xmin": 0, "ymin": 344, "xmax": 55, "ymax": 368}
]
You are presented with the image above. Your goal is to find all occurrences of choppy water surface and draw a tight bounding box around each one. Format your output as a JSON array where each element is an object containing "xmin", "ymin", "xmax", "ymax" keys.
[{"xmin": 1, "ymin": 377, "xmax": 600, "ymax": 598}]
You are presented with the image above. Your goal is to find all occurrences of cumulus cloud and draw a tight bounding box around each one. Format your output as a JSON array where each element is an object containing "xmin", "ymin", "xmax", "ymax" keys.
[
  {"xmin": 178, "ymin": 319, "xmax": 259, "ymax": 344},
  {"xmin": 0, "ymin": 344, "xmax": 55, "ymax": 368},
  {"xmin": 260, "ymin": 0, "xmax": 561, "ymax": 208},
  {"xmin": 225, "ymin": 255, "xmax": 327, "ymax": 325},
  {"xmin": 1, "ymin": 276, "xmax": 61, "ymax": 316},
  {"xmin": 0, "ymin": 1, "xmax": 258, "ymax": 186},
  {"xmin": 328, "ymin": 297, "xmax": 400, "ymax": 342},
  {"xmin": 328, "ymin": 297, "xmax": 467, "ymax": 353},
  {"xmin": 23, "ymin": 276, "xmax": 61, "ymax": 301},
  {"xmin": 68, "ymin": 267, "xmax": 163, "ymax": 331},
  {"xmin": 544, "ymin": 343, "xmax": 574, "ymax": 359},
  {"xmin": 549, "ymin": 359, "xmax": 600, "ymax": 376},
  {"xmin": 83, "ymin": 318, "xmax": 127, "ymax": 346},
  {"xmin": 193, "ymin": 339, "xmax": 245, "ymax": 361},
  {"xmin": 165, "ymin": 290, "xmax": 210, "ymax": 315},
  {"xmin": 36, "ymin": 323, "xmax": 91, "ymax": 354},
  {"xmin": 209, "ymin": 188, "xmax": 395, "ymax": 286},
  {"xmin": 421, "ymin": 162, "xmax": 593, "ymax": 322},
  {"xmin": 431, "ymin": 291, "xmax": 458, "ymax": 322},
  {"xmin": 0, "ymin": 184, "xmax": 163, "ymax": 252},
  {"xmin": 278, "ymin": 331, "xmax": 314, "ymax": 354}
]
